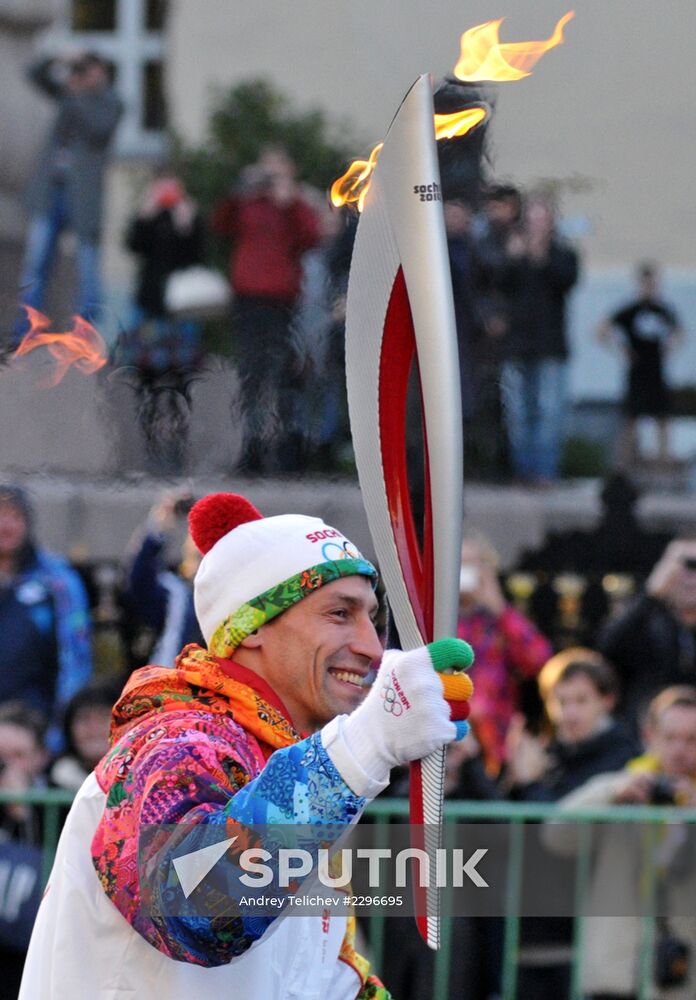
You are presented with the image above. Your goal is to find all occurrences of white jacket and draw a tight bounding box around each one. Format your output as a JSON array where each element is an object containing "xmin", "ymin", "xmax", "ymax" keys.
[{"xmin": 19, "ymin": 773, "xmax": 362, "ymax": 1000}]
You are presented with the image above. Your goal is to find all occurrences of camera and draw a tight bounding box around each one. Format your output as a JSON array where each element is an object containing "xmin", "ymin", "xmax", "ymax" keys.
[
  {"xmin": 650, "ymin": 775, "xmax": 677, "ymax": 805},
  {"xmin": 682, "ymin": 557, "xmax": 696, "ymax": 571},
  {"xmin": 656, "ymin": 930, "xmax": 691, "ymax": 988},
  {"xmin": 173, "ymin": 495, "xmax": 195, "ymax": 518},
  {"xmin": 237, "ymin": 165, "xmax": 273, "ymax": 194}
]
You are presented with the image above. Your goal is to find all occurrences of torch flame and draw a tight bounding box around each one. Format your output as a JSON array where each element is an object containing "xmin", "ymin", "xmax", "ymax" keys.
[
  {"xmin": 453, "ymin": 11, "xmax": 574, "ymax": 82},
  {"xmin": 331, "ymin": 11, "xmax": 574, "ymax": 210},
  {"xmin": 330, "ymin": 142, "xmax": 383, "ymax": 213},
  {"xmin": 12, "ymin": 306, "xmax": 108, "ymax": 387},
  {"xmin": 331, "ymin": 108, "xmax": 486, "ymax": 210},
  {"xmin": 433, "ymin": 106, "xmax": 487, "ymax": 142}
]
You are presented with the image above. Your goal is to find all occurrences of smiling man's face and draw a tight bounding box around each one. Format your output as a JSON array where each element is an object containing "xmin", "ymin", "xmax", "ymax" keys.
[{"xmin": 240, "ymin": 575, "xmax": 383, "ymax": 734}]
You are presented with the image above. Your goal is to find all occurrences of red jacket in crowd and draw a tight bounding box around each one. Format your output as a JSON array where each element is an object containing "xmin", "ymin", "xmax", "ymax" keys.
[{"xmin": 211, "ymin": 193, "xmax": 320, "ymax": 304}]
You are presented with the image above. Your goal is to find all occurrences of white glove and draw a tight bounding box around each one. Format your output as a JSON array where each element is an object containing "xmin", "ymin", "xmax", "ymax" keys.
[{"xmin": 322, "ymin": 638, "xmax": 474, "ymax": 799}]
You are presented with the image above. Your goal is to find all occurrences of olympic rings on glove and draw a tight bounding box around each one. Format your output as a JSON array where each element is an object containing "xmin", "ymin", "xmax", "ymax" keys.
[{"xmin": 380, "ymin": 674, "xmax": 404, "ymax": 716}]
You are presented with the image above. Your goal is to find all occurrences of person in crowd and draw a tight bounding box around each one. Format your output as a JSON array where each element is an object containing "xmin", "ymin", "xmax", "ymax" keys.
[
  {"xmin": 445, "ymin": 200, "xmax": 482, "ymax": 428},
  {"xmin": 15, "ymin": 51, "xmax": 122, "ymax": 334},
  {"xmin": 0, "ymin": 702, "xmax": 50, "ymax": 995},
  {"xmin": 504, "ymin": 649, "xmax": 639, "ymax": 800},
  {"xmin": 599, "ymin": 538, "xmax": 696, "ymax": 734},
  {"xmin": 544, "ymin": 685, "xmax": 696, "ymax": 1000},
  {"xmin": 0, "ymin": 485, "xmax": 92, "ymax": 738},
  {"xmin": 496, "ymin": 196, "xmax": 580, "ymax": 485},
  {"xmin": 597, "ymin": 261, "xmax": 684, "ymax": 469},
  {"xmin": 457, "ymin": 533, "xmax": 552, "ymax": 774},
  {"xmin": 474, "ymin": 183, "xmax": 523, "ymax": 333},
  {"xmin": 124, "ymin": 166, "xmax": 207, "ymax": 358},
  {"xmin": 302, "ymin": 205, "xmax": 361, "ymax": 472},
  {"xmin": 443, "ymin": 728, "xmax": 499, "ymax": 800},
  {"xmin": 122, "ymin": 491, "xmax": 203, "ymax": 667},
  {"xmin": 467, "ymin": 183, "xmax": 523, "ymax": 479},
  {"xmin": 49, "ymin": 682, "xmax": 119, "ymax": 792},
  {"xmin": 0, "ymin": 701, "xmax": 49, "ymax": 846},
  {"xmin": 211, "ymin": 146, "xmax": 321, "ymax": 473},
  {"xmin": 20, "ymin": 492, "xmax": 474, "ymax": 998},
  {"xmin": 117, "ymin": 167, "xmax": 207, "ymax": 470},
  {"xmin": 287, "ymin": 197, "xmax": 344, "ymax": 470},
  {"xmin": 503, "ymin": 650, "xmax": 639, "ymax": 1000}
]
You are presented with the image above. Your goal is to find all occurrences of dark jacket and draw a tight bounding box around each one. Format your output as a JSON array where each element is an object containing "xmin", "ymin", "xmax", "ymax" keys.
[
  {"xmin": 449, "ymin": 234, "xmax": 483, "ymax": 420},
  {"xmin": 0, "ymin": 548, "xmax": 92, "ymax": 719},
  {"xmin": 497, "ymin": 240, "xmax": 579, "ymax": 360},
  {"xmin": 123, "ymin": 532, "xmax": 203, "ymax": 666},
  {"xmin": 512, "ymin": 720, "xmax": 639, "ymax": 953},
  {"xmin": 127, "ymin": 210, "xmax": 206, "ymax": 317},
  {"xmin": 471, "ymin": 222, "xmax": 515, "ymax": 336},
  {"xmin": 599, "ymin": 593, "xmax": 696, "ymax": 732},
  {"xmin": 512, "ymin": 721, "xmax": 640, "ymax": 803},
  {"xmin": 25, "ymin": 58, "xmax": 122, "ymax": 242}
]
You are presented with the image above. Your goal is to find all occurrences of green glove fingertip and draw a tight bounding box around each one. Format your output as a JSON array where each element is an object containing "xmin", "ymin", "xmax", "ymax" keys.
[{"xmin": 427, "ymin": 637, "xmax": 474, "ymax": 673}]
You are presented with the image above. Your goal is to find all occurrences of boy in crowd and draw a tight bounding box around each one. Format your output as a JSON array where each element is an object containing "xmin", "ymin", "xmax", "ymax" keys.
[{"xmin": 504, "ymin": 649, "xmax": 639, "ymax": 800}]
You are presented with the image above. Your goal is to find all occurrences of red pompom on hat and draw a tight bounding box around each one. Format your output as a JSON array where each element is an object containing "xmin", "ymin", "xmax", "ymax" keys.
[{"xmin": 188, "ymin": 493, "xmax": 263, "ymax": 555}]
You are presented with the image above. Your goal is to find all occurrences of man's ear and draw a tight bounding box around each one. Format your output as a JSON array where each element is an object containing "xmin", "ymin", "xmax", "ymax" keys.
[{"xmin": 238, "ymin": 629, "xmax": 263, "ymax": 649}]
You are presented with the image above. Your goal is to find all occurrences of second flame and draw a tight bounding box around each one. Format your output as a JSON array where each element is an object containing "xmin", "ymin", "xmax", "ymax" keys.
[{"xmin": 12, "ymin": 306, "xmax": 108, "ymax": 387}]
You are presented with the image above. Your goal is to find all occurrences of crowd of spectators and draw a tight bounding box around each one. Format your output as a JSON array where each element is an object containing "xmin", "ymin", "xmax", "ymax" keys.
[
  {"xmin": 288, "ymin": 179, "xmax": 581, "ymax": 484},
  {"xmin": 381, "ymin": 531, "xmax": 696, "ymax": 1000},
  {"xmin": 18, "ymin": 46, "xmax": 688, "ymax": 489},
  {"xmin": 13, "ymin": 49, "xmax": 586, "ymax": 482},
  {"xmin": 1, "ymin": 481, "xmax": 696, "ymax": 995}
]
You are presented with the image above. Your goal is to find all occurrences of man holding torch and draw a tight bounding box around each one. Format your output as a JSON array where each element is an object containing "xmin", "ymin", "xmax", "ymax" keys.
[
  {"xmin": 20, "ymin": 492, "xmax": 474, "ymax": 999},
  {"xmin": 19, "ymin": 14, "xmax": 575, "ymax": 994}
]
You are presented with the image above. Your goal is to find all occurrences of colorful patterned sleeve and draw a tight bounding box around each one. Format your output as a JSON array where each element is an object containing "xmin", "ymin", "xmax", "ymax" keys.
[
  {"xmin": 358, "ymin": 977, "xmax": 393, "ymax": 999},
  {"xmin": 92, "ymin": 713, "xmax": 365, "ymax": 967}
]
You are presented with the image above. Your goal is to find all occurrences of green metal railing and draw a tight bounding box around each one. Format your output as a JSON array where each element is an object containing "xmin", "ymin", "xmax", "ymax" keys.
[
  {"xmin": 0, "ymin": 788, "xmax": 74, "ymax": 886},
  {"xmin": 365, "ymin": 798, "xmax": 696, "ymax": 1000},
  {"xmin": 5, "ymin": 790, "xmax": 695, "ymax": 1000}
]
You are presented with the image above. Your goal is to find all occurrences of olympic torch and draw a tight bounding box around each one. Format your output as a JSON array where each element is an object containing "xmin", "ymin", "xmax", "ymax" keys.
[
  {"xmin": 337, "ymin": 13, "xmax": 575, "ymax": 948},
  {"xmin": 342, "ymin": 73, "xmax": 466, "ymax": 951}
]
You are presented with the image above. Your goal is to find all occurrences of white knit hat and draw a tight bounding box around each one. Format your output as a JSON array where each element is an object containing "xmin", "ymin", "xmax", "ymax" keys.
[{"xmin": 189, "ymin": 493, "xmax": 377, "ymax": 657}]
